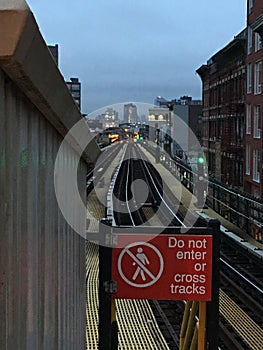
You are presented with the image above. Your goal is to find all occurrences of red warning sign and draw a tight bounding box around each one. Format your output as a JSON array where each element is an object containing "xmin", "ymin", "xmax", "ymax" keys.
[{"xmin": 112, "ymin": 234, "xmax": 213, "ymax": 301}]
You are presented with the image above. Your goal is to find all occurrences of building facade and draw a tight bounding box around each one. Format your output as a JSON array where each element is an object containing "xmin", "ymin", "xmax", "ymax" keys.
[
  {"xmin": 148, "ymin": 107, "xmax": 172, "ymax": 145},
  {"xmin": 172, "ymin": 97, "xmax": 202, "ymax": 158},
  {"xmin": 197, "ymin": 31, "xmax": 246, "ymax": 187},
  {"xmin": 48, "ymin": 46, "xmax": 82, "ymax": 112},
  {"xmin": 101, "ymin": 107, "xmax": 119, "ymax": 129},
  {"xmin": 244, "ymin": 0, "xmax": 263, "ymax": 198},
  {"xmin": 155, "ymin": 96, "xmax": 204, "ymax": 160},
  {"xmin": 124, "ymin": 103, "xmax": 138, "ymax": 123},
  {"xmin": 66, "ymin": 77, "xmax": 81, "ymax": 110}
]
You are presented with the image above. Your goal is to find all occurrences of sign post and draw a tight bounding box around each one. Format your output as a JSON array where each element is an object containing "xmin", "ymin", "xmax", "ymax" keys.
[
  {"xmin": 98, "ymin": 219, "xmax": 115, "ymax": 350},
  {"xmin": 198, "ymin": 301, "xmax": 207, "ymax": 350}
]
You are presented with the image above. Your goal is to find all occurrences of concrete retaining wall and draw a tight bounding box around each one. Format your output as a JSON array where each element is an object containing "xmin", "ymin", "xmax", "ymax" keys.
[{"xmin": 0, "ymin": 2, "xmax": 100, "ymax": 349}]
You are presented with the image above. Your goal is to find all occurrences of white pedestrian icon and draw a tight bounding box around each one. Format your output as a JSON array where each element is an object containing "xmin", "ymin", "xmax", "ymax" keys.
[
  {"xmin": 118, "ymin": 241, "xmax": 164, "ymax": 288},
  {"xmin": 132, "ymin": 247, "xmax": 150, "ymax": 281}
]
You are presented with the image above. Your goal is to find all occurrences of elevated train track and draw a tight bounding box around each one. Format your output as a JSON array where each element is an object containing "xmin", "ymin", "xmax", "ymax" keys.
[
  {"xmin": 112, "ymin": 143, "xmax": 184, "ymax": 228},
  {"xmin": 86, "ymin": 144, "xmax": 171, "ymax": 349},
  {"xmin": 141, "ymin": 141, "xmax": 263, "ymax": 246},
  {"xmin": 218, "ymin": 235, "xmax": 263, "ymax": 350},
  {"xmin": 87, "ymin": 140, "xmax": 263, "ymax": 349}
]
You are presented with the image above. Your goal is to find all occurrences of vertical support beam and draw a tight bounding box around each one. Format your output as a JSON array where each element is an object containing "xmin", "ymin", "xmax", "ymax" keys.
[
  {"xmin": 98, "ymin": 221, "xmax": 112, "ymax": 350},
  {"xmin": 229, "ymin": 192, "xmax": 233, "ymax": 222},
  {"xmin": 236, "ymin": 193, "xmax": 240, "ymax": 227},
  {"xmin": 190, "ymin": 325, "xmax": 198, "ymax": 350},
  {"xmin": 180, "ymin": 301, "xmax": 192, "ymax": 350},
  {"xmin": 207, "ymin": 219, "xmax": 220, "ymax": 350},
  {"xmin": 198, "ymin": 301, "xmax": 206, "ymax": 350},
  {"xmin": 182, "ymin": 301, "xmax": 198, "ymax": 350},
  {"xmin": 212, "ymin": 182, "xmax": 216, "ymax": 210}
]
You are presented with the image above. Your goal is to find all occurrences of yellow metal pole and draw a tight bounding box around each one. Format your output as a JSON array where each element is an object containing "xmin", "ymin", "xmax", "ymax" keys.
[
  {"xmin": 180, "ymin": 301, "xmax": 192, "ymax": 350},
  {"xmin": 111, "ymin": 299, "xmax": 116, "ymax": 322},
  {"xmin": 198, "ymin": 301, "xmax": 207, "ymax": 350},
  {"xmin": 190, "ymin": 323, "xmax": 198, "ymax": 350},
  {"xmin": 182, "ymin": 301, "xmax": 198, "ymax": 350}
]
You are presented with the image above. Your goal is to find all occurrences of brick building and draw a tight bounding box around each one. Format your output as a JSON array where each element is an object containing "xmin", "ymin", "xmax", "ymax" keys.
[
  {"xmin": 244, "ymin": 0, "xmax": 263, "ymax": 198},
  {"xmin": 196, "ymin": 30, "xmax": 246, "ymax": 187}
]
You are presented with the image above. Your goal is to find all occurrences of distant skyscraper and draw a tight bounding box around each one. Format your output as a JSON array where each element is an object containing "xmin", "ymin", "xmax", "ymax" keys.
[
  {"xmin": 104, "ymin": 108, "xmax": 118, "ymax": 128},
  {"xmin": 95, "ymin": 108, "xmax": 119, "ymax": 129},
  {"xmin": 123, "ymin": 103, "xmax": 138, "ymax": 123},
  {"xmin": 48, "ymin": 45, "xmax": 82, "ymax": 111},
  {"xmin": 66, "ymin": 77, "xmax": 81, "ymax": 110}
]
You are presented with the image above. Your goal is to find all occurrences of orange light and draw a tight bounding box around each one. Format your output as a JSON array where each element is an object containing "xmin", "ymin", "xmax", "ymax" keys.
[
  {"xmin": 108, "ymin": 133, "xmax": 119, "ymax": 139},
  {"xmin": 108, "ymin": 133, "xmax": 119, "ymax": 143}
]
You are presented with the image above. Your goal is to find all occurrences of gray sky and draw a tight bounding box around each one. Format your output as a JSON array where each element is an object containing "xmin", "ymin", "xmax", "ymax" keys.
[{"xmin": 26, "ymin": 0, "xmax": 246, "ymax": 114}]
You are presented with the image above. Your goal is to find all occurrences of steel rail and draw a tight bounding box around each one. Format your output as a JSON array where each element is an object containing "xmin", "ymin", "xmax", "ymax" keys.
[
  {"xmin": 220, "ymin": 258, "xmax": 263, "ymax": 296},
  {"xmin": 124, "ymin": 145, "xmax": 136, "ymax": 226},
  {"xmin": 86, "ymin": 143, "xmax": 122, "ymax": 194},
  {"xmin": 106, "ymin": 143, "xmax": 128, "ymax": 225},
  {"xmin": 136, "ymin": 145, "xmax": 186, "ymax": 227}
]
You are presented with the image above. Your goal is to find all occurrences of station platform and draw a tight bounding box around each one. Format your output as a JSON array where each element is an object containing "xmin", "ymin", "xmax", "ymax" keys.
[
  {"xmin": 86, "ymin": 146, "xmax": 171, "ymax": 349},
  {"xmin": 85, "ymin": 142, "xmax": 263, "ymax": 349}
]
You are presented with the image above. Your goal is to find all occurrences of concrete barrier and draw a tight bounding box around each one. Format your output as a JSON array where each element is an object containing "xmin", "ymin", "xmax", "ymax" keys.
[{"xmin": 0, "ymin": 1, "xmax": 100, "ymax": 348}]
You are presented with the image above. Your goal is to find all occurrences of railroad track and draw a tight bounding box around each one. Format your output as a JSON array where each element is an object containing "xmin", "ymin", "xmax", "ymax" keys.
[
  {"xmin": 87, "ymin": 140, "xmax": 263, "ymax": 349},
  {"xmin": 109, "ymin": 141, "xmax": 191, "ymax": 348},
  {"xmin": 87, "ymin": 142, "xmax": 123, "ymax": 195},
  {"xmin": 112, "ymin": 142, "xmax": 184, "ymax": 227},
  {"xmin": 218, "ymin": 234, "xmax": 263, "ymax": 349},
  {"xmin": 135, "ymin": 142, "xmax": 263, "ymax": 349},
  {"xmin": 86, "ymin": 143, "xmax": 171, "ymax": 349}
]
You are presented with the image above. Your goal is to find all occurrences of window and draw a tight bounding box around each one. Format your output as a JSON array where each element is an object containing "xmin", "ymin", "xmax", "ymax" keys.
[
  {"xmin": 255, "ymin": 33, "xmax": 263, "ymax": 52},
  {"xmin": 254, "ymin": 61, "xmax": 262, "ymax": 94},
  {"xmin": 247, "ymin": 63, "xmax": 252, "ymax": 93},
  {"xmin": 236, "ymin": 117, "xmax": 241, "ymax": 141},
  {"xmin": 254, "ymin": 105, "xmax": 261, "ymax": 138},
  {"xmin": 71, "ymin": 84, "xmax": 80, "ymax": 90},
  {"xmin": 246, "ymin": 104, "xmax": 251, "ymax": 134},
  {"xmin": 248, "ymin": 26, "xmax": 253, "ymax": 54},
  {"xmin": 246, "ymin": 144, "xmax": 250, "ymax": 175},
  {"xmin": 253, "ymin": 149, "xmax": 260, "ymax": 182},
  {"xmin": 248, "ymin": 0, "xmax": 253, "ymax": 14}
]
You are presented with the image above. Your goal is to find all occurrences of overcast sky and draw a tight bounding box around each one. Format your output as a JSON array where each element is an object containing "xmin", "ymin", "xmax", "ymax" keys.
[{"xmin": 26, "ymin": 0, "xmax": 247, "ymax": 114}]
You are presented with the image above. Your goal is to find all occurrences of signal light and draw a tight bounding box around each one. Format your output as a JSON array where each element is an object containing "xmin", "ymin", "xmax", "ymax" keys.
[{"xmin": 198, "ymin": 156, "xmax": 205, "ymax": 164}]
